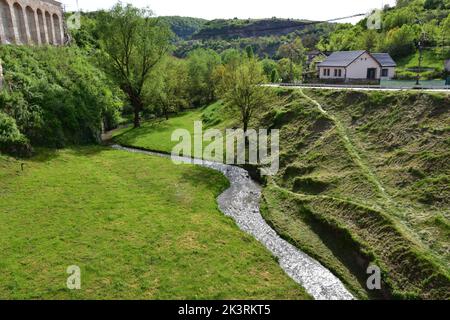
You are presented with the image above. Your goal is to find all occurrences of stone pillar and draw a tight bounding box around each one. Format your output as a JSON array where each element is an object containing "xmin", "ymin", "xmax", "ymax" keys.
[
  {"xmin": 22, "ymin": 5, "xmax": 32, "ymax": 45},
  {"xmin": 42, "ymin": 11, "xmax": 49, "ymax": 44},
  {"xmin": 58, "ymin": 14, "xmax": 64, "ymax": 45},
  {"xmin": 7, "ymin": 0, "xmax": 19, "ymax": 44},
  {"xmin": 34, "ymin": 10, "xmax": 41, "ymax": 45},
  {"xmin": 49, "ymin": 13, "xmax": 56, "ymax": 44},
  {"xmin": 0, "ymin": 14, "xmax": 5, "ymax": 44}
]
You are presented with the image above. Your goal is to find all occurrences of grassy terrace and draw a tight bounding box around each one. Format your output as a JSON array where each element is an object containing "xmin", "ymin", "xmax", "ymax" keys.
[
  {"xmin": 0, "ymin": 147, "xmax": 309, "ymax": 299},
  {"xmin": 114, "ymin": 102, "xmax": 232, "ymax": 155}
]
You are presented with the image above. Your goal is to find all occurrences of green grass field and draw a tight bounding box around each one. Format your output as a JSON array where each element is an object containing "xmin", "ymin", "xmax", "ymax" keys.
[
  {"xmin": 0, "ymin": 147, "xmax": 309, "ymax": 299},
  {"xmin": 115, "ymin": 89, "xmax": 450, "ymax": 300},
  {"xmin": 114, "ymin": 102, "xmax": 235, "ymax": 157}
]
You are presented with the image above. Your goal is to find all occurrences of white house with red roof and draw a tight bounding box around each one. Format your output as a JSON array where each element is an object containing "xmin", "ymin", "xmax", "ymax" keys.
[{"xmin": 318, "ymin": 50, "xmax": 396, "ymax": 82}]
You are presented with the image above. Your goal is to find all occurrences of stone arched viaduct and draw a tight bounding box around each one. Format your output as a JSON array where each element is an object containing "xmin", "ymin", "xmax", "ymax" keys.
[{"xmin": 0, "ymin": 0, "xmax": 64, "ymax": 45}]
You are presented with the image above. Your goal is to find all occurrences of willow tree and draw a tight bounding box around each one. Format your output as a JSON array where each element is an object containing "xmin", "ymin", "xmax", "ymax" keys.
[{"xmin": 97, "ymin": 4, "xmax": 172, "ymax": 128}]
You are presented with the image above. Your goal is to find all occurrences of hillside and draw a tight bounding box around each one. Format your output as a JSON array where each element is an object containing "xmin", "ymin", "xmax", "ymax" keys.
[
  {"xmin": 115, "ymin": 89, "xmax": 450, "ymax": 299},
  {"xmin": 192, "ymin": 18, "xmax": 322, "ymax": 40},
  {"xmin": 159, "ymin": 16, "xmax": 207, "ymax": 40},
  {"xmin": 175, "ymin": 19, "xmax": 334, "ymax": 58},
  {"xmin": 259, "ymin": 89, "xmax": 449, "ymax": 299}
]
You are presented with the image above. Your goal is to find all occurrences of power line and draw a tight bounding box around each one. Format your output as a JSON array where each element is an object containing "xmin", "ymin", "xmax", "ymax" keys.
[{"xmin": 193, "ymin": 13, "xmax": 367, "ymax": 38}]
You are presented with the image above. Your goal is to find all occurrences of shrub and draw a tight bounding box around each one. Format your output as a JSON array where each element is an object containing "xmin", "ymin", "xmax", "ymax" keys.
[
  {"xmin": 0, "ymin": 46, "xmax": 123, "ymax": 152},
  {"xmin": 0, "ymin": 111, "xmax": 32, "ymax": 157}
]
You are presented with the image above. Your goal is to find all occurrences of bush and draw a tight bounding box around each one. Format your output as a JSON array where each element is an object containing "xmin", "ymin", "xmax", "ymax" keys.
[
  {"xmin": 0, "ymin": 112, "xmax": 32, "ymax": 157},
  {"xmin": 0, "ymin": 46, "xmax": 122, "ymax": 152}
]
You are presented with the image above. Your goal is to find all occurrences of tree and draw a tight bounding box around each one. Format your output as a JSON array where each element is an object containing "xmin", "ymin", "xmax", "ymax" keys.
[
  {"xmin": 380, "ymin": 25, "xmax": 416, "ymax": 58},
  {"xmin": 187, "ymin": 48, "xmax": 221, "ymax": 106},
  {"xmin": 277, "ymin": 37, "xmax": 306, "ymax": 82},
  {"xmin": 260, "ymin": 58, "xmax": 278, "ymax": 81},
  {"xmin": 147, "ymin": 57, "xmax": 189, "ymax": 120},
  {"xmin": 358, "ymin": 29, "xmax": 380, "ymax": 51},
  {"xmin": 440, "ymin": 14, "xmax": 450, "ymax": 57},
  {"xmin": 96, "ymin": 4, "xmax": 172, "ymax": 128},
  {"xmin": 277, "ymin": 58, "xmax": 302, "ymax": 83},
  {"xmin": 218, "ymin": 56, "xmax": 273, "ymax": 134}
]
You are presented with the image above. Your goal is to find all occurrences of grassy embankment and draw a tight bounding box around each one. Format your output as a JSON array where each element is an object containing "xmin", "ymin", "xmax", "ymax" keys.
[
  {"xmin": 115, "ymin": 88, "xmax": 450, "ymax": 300},
  {"xmin": 114, "ymin": 102, "xmax": 233, "ymax": 154},
  {"xmin": 0, "ymin": 147, "xmax": 309, "ymax": 299}
]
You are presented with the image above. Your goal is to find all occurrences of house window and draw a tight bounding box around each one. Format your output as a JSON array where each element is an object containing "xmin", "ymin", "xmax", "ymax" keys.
[
  {"xmin": 382, "ymin": 69, "xmax": 389, "ymax": 77},
  {"xmin": 323, "ymin": 69, "xmax": 327, "ymax": 76},
  {"xmin": 327, "ymin": 69, "xmax": 330, "ymax": 76},
  {"xmin": 334, "ymin": 69, "xmax": 338, "ymax": 77}
]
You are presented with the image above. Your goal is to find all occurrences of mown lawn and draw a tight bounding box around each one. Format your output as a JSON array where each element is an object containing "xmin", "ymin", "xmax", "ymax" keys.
[
  {"xmin": 0, "ymin": 147, "xmax": 309, "ymax": 299},
  {"xmin": 114, "ymin": 102, "xmax": 236, "ymax": 156}
]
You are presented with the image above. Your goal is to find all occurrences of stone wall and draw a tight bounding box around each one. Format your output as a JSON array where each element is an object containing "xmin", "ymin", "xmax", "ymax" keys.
[{"xmin": 0, "ymin": 0, "xmax": 64, "ymax": 45}]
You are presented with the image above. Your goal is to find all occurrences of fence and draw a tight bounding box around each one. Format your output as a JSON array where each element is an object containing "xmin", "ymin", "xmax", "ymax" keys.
[{"xmin": 276, "ymin": 81, "xmax": 450, "ymax": 90}]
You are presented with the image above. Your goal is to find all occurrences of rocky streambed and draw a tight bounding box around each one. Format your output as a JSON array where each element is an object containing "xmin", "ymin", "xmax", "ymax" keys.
[{"xmin": 112, "ymin": 145, "xmax": 354, "ymax": 300}]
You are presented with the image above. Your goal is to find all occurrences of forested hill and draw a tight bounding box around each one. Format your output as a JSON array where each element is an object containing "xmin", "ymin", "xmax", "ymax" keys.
[
  {"xmin": 159, "ymin": 16, "xmax": 207, "ymax": 40},
  {"xmin": 174, "ymin": 19, "xmax": 334, "ymax": 58},
  {"xmin": 190, "ymin": 18, "xmax": 326, "ymax": 40}
]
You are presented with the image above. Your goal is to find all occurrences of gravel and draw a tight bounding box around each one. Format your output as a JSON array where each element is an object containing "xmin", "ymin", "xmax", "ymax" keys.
[{"xmin": 112, "ymin": 145, "xmax": 355, "ymax": 300}]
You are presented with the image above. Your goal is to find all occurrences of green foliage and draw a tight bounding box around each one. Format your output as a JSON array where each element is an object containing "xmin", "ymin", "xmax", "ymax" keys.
[
  {"xmin": 277, "ymin": 58, "xmax": 302, "ymax": 82},
  {"xmin": 216, "ymin": 54, "xmax": 275, "ymax": 131},
  {"xmin": 380, "ymin": 25, "xmax": 417, "ymax": 59},
  {"xmin": 261, "ymin": 58, "xmax": 279, "ymax": 82},
  {"xmin": 424, "ymin": 0, "xmax": 450, "ymax": 9},
  {"xmin": 95, "ymin": 3, "xmax": 173, "ymax": 128},
  {"xmin": 277, "ymin": 37, "xmax": 306, "ymax": 66},
  {"xmin": 317, "ymin": 24, "xmax": 364, "ymax": 52},
  {"xmin": 144, "ymin": 57, "xmax": 190, "ymax": 119},
  {"xmin": 0, "ymin": 111, "xmax": 31, "ymax": 156},
  {"xmin": 159, "ymin": 16, "xmax": 207, "ymax": 39},
  {"xmin": 318, "ymin": 0, "xmax": 448, "ymax": 64},
  {"xmin": 186, "ymin": 48, "xmax": 221, "ymax": 106},
  {"xmin": 175, "ymin": 19, "xmax": 334, "ymax": 58},
  {"xmin": 0, "ymin": 46, "xmax": 121, "ymax": 152},
  {"xmin": 68, "ymin": 11, "xmax": 102, "ymax": 50}
]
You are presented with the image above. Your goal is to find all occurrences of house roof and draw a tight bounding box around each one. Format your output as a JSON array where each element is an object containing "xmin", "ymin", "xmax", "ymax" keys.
[
  {"xmin": 317, "ymin": 50, "xmax": 397, "ymax": 68},
  {"xmin": 372, "ymin": 53, "xmax": 397, "ymax": 67},
  {"xmin": 317, "ymin": 50, "xmax": 366, "ymax": 67}
]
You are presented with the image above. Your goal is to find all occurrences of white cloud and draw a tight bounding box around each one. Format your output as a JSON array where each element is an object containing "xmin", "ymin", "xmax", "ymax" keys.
[{"xmin": 60, "ymin": 0, "xmax": 396, "ymax": 23}]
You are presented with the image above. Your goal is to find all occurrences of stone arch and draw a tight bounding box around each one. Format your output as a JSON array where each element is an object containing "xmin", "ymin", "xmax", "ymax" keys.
[
  {"xmin": 36, "ymin": 8, "xmax": 46, "ymax": 43},
  {"xmin": 26, "ymin": 6, "xmax": 38, "ymax": 44},
  {"xmin": 0, "ymin": 0, "xmax": 14, "ymax": 43},
  {"xmin": 52, "ymin": 13, "xmax": 61, "ymax": 44},
  {"xmin": 44, "ymin": 11, "xmax": 53, "ymax": 44},
  {"xmin": 12, "ymin": 2, "xmax": 27, "ymax": 44}
]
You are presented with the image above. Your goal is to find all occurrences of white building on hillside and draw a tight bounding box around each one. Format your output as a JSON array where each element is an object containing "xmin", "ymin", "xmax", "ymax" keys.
[{"xmin": 318, "ymin": 50, "xmax": 396, "ymax": 82}]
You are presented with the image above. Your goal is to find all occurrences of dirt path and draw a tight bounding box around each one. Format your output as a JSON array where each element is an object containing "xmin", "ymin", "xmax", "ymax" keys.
[{"xmin": 299, "ymin": 90, "xmax": 395, "ymax": 209}]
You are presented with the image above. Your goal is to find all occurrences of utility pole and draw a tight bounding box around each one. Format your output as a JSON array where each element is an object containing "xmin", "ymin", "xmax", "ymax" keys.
[
  {"xmin": 416, "ymin": 19, "xmax": 425, "ymax": 86},
  {"xmin": 416, "ymin": 39, "xmax": 423, "ymax": 86}
]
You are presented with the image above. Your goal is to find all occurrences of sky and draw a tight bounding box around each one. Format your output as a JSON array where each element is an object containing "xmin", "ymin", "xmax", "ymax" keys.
[{"xmin": 60, "ymin": 0, "xmax": 397, "ymax": 23}]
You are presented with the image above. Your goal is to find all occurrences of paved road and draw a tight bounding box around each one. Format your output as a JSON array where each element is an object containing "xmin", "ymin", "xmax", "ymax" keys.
[{"xmin": 267, "ymin": 84, "xmax": 450, "ymax": 93}]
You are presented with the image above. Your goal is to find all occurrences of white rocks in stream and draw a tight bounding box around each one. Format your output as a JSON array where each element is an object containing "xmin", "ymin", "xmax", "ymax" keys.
[{"xmin": 112, "ymin": 145, "xmax": 355, "ymax": 300}]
